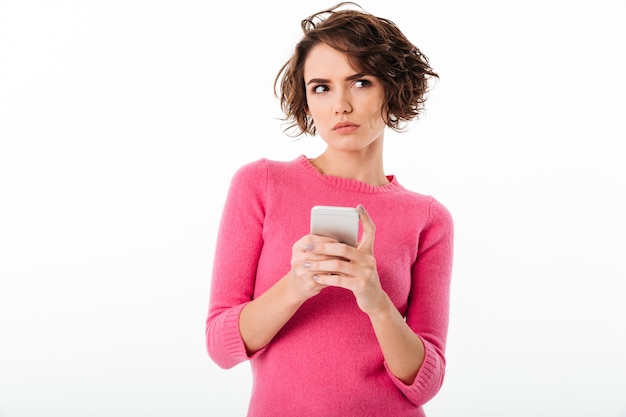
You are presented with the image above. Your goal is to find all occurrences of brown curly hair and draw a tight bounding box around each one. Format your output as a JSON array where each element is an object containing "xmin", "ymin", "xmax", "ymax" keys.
[{"xmin": 274, "ymin": 2, "xmax": 439, "ymax": 137}]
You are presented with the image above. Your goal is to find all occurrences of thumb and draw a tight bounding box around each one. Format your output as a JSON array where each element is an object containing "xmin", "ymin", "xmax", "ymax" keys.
[{"xmin": 356, "ymin": 204, "xmax": 375, "ymax": 253}]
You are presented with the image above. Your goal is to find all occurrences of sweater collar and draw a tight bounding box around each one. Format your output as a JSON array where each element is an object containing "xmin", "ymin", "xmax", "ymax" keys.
[{"xmin": 296, "ymin": 155, "xmax": 403, "ymax": 194}]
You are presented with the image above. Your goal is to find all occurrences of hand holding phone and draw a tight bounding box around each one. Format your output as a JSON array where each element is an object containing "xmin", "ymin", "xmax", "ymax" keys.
[{"xmin": 310, "ymin": 205, "xmax": 359, "ymax": 247}]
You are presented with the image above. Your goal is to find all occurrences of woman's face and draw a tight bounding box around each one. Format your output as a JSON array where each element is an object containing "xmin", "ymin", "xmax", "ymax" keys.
[{"xmin": 303, "ymin": 43, "xmax": 386, "ymax": 154}]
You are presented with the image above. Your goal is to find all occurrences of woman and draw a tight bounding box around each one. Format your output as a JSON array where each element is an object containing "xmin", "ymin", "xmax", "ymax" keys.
[{"xmin": 206, "ymin": 3, "xmax": 454, "ymax": 416}]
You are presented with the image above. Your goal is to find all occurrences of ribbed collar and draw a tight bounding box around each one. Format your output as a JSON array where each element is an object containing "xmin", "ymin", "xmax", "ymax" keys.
[{"xmin": 295, "ymin": 155, "xmax": 403, "ymax": 194}]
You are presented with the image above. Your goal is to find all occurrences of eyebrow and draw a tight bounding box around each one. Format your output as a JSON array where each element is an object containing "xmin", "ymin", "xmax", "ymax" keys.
[{"xmin": 306, "ymin": 72, "xmax": 371, "ymax": 85}]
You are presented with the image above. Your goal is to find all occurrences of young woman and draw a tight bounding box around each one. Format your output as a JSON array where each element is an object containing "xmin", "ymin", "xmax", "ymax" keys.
[{"xmin": 206, "ymin": 3, "xmax": 454, "ymax": 416}]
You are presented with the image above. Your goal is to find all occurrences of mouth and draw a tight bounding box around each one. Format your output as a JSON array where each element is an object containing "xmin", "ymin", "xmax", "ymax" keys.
[{"xmin": 332, "ymin": 121, "xmax": 359, "ymax": 131}]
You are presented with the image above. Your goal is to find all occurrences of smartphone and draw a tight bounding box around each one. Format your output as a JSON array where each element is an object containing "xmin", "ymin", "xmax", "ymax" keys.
[{"xmin": 310, "ymin": 205, "xmax": 359, "ymax": 247}]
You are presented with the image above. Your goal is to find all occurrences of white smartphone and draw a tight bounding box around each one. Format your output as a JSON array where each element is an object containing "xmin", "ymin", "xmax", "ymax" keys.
[{"xmin": 310, "ymin": 205, "xmax": 359, "ymax": 247}]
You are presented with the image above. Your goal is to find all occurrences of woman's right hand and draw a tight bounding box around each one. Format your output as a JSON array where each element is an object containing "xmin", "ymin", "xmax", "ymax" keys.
[{"xmin": 287, "ymin": 235, "xmax": 331, "ymax": 301}]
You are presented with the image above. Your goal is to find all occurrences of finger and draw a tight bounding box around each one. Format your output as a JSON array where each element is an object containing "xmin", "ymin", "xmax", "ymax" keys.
[
  {"xmin": 356, "ymin": 204, "xmax": 375, "ymax": 253},
  {"xmin": 313, "ymin": 273, "xmax": 368, "ymax": 295},
  {"xmin": 313, "ymin": 273, "xmax": 346, "ymax": 288}
]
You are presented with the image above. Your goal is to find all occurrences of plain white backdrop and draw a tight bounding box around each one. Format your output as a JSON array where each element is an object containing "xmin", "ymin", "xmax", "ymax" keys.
[{"xmin": 1, "ymin": 1, "xmax": 625, "ymax": 416}]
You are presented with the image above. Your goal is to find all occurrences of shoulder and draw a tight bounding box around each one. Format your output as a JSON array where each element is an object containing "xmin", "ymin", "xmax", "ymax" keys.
[
  {"xmin": 393, "ymin": 183, "xmax": 450, "ymax": 213},
  {"xmin": 235, "ymin": 156, "xmax": 301, "ymax": 174},
  {"xmin": 232, "ymin": 158, "xmax": 268, "ymax": 177},
  {"xmin": 231, "ymin": 156, "xmax": 304, "ymax": 183},
  {"xmin": 224, "ymin": 159, "xmax": 270, "ymax": 197},
  {"xmin": 227, "ymin": 157, "xmax": 304, "ymax": 195},
  {"xmin": 392, "ymin": 183, "xmax": 453, "ymax": 228},
  {"xmin": 427, "ymin": 196, "xmax": 453, "ymax": 229}
]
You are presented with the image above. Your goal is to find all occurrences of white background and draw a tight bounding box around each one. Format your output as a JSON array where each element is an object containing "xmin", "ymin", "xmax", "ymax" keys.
[{"xmin": 1, "ymin": 1, "xmax": 625, "ymax": 416}]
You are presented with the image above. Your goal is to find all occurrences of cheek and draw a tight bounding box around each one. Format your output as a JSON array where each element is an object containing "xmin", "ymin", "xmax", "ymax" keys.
[
  {"xmin": 307, "ymin": 102, "xmax": 327, "ymax": 123},
  {"xmin": 363, "ymin": 92, "xmax": 384, "ymax": 113},
  {"xmin": 366, "ymin": 100, "xmax": 386, "ymax": 126}
]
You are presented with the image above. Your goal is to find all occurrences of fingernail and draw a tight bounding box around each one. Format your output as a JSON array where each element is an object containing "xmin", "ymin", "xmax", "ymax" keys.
[
  {"xmin": 313, "ymin": 274, "xmax": 320, "ymax": 282},
  {"xmin": 303, "ymin": 262, "xmax": 311, "ymax": 268},
  {"xmin": 304, "ymin": 244, "xmax": 314, "ymax": 251}
]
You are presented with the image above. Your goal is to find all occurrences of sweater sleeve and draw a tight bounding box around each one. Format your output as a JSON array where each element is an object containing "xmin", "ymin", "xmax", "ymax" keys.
[
  {"xmin": 205, "ymin": 160, "xmax": 268, "ymax": 369},
  {"xmin": 386, "ymin": 197, "xmax": 454, "ymax": 406}
]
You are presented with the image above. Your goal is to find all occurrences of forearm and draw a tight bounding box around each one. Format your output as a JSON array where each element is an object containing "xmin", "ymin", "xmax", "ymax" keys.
[
  {"xmin": 368, "ymin": 293, "xmax": 425, "ymax": 385},
  {"xmin": 239, "ymin": 272, "xmax": 306, "ymax": 355}
]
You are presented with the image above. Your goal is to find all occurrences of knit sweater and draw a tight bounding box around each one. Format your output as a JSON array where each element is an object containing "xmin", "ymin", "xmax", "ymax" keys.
[{"xmin": 206, "ymin": 155, "xmax": 454, "ymax": 417}]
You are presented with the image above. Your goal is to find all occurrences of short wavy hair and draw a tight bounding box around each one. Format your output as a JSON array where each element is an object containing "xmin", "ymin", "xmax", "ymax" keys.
[{"xmin": 274, "ymin": 2, "xmax": 439, "ymax": 137}]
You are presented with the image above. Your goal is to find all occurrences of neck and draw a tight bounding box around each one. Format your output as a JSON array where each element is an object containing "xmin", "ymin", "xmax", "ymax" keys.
[{"xmin": 309, "ymin": 148, "xmax": 388, "ymax": 186}]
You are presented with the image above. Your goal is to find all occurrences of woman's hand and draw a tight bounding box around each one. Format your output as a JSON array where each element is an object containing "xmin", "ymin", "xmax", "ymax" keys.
[
  {"xmin": 303, "ymin": 205, "xmax": 387, "ymax": 315},
  {"xmin": 287, "ymin": 235, "xmax": 332, "ymax": 302}
]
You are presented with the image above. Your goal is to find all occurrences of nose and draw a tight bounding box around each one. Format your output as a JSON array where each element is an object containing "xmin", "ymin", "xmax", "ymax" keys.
[{"xmin": 333, "ymin": 90, "xmax": 352, "ymax": 114}]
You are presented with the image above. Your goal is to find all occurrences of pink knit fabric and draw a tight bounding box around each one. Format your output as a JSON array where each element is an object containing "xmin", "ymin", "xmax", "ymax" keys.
[{"xmin": 206, "ymin": 155, "xmax": 454, "ymax": 417}]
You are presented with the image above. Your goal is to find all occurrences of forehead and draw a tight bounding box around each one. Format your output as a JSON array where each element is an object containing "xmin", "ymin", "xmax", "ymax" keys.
[{"xmin": 303, "ymin": 43, "xmax": 359, "ymax": 79}]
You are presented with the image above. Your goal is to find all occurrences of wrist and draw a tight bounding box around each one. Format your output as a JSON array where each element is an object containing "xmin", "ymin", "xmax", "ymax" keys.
[
  {"xmin": 365, "ymin": 292, "xmax": 395, "ymax": 322},
  {"xmin": 282, "ymin": 271, "xmax": 312, "ymax": 306}
]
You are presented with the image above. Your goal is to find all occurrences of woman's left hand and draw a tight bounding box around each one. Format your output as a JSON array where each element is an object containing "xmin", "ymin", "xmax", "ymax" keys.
[{"xmin": 306, "ymin": 204, "xmax": 387, "ymax": 315}]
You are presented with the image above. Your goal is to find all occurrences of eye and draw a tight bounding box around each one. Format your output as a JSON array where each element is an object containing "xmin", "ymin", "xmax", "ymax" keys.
[
  {"xmin": 354, "ymin": 79, "xmax": 372, "ymax": 88},
  {"xmin": 312, "ymin": 84, "xmax": 329, "ymax": 94}
]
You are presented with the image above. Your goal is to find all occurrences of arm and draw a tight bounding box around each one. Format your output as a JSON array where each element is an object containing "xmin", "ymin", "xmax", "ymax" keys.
[
  {"xmin": 205, "ymin": 161, "xmax": 268, "ymax": 368},
  {"xmin": 238, "ymin": 274, "xmax": 304, "ymax": 354},
  {"xmin": 308, "ymin": 202, "xmax": 454, "ymax": 403},
  {"xmin": 206, "ymin": 161, "xmax": 332, "ymax": 365},
  {"xmin": 367, "ymin": 293, "xmax": 426, "ymax": 384},
  {"xmin": 394, "ymin": 198, "xmax": 454, "ymax": 402}
]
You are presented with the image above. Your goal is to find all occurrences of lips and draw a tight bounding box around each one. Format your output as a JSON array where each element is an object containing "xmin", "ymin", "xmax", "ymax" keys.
[{"xmin": 332, "ymin": 121, "xmax": 359, "ymax": 131}]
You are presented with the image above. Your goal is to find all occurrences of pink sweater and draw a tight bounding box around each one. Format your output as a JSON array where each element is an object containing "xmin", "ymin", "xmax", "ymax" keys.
[{"xmin": 206, "ymin": 156, "xmax": 454, "ymax": 417}]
